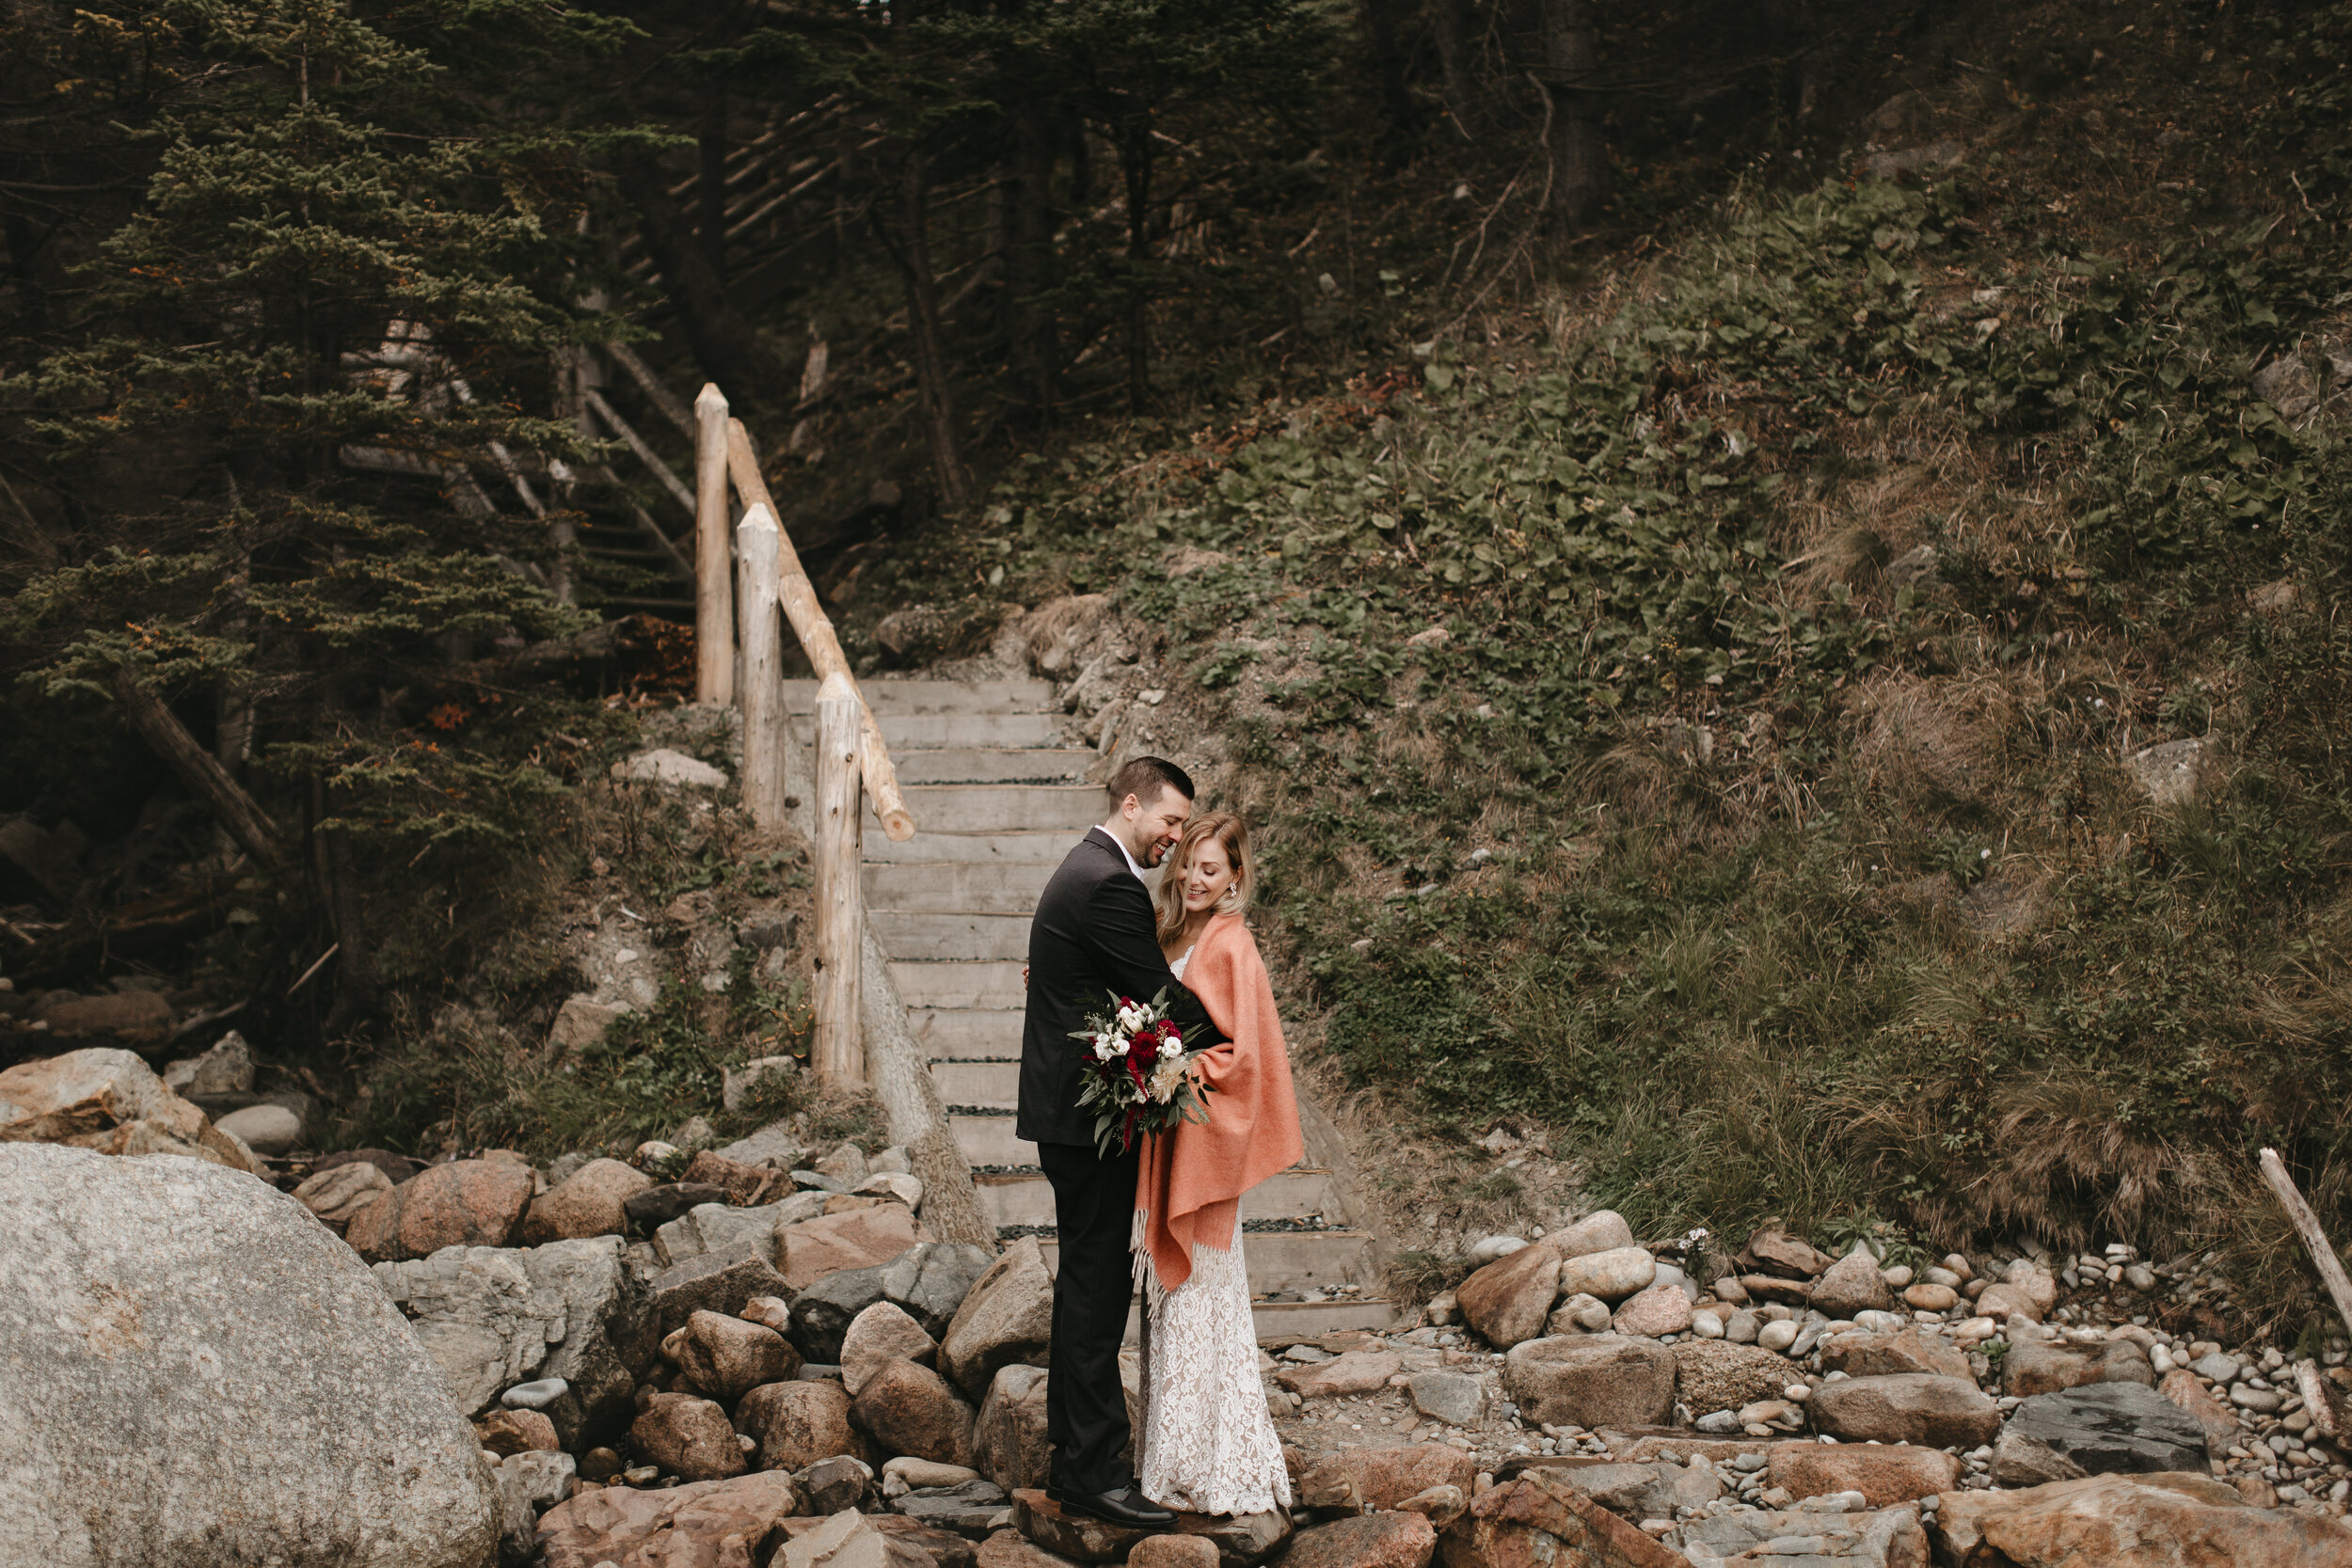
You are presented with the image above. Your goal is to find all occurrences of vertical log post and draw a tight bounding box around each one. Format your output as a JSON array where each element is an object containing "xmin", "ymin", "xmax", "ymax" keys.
[
  {"xmin": 2260, "ymin": 1148, "xmax": 2352, "ymax": 1342},
  {"xmin": 814, "ymin": 672, "xmax": 865, "ymax": 1082},
  {"xmin": 735, "ymin": 503, "xmax": 787, "ymax": 830},
  {"xmin": 693, "ymin": 383, "xmax": 735, "ymax": 705}
]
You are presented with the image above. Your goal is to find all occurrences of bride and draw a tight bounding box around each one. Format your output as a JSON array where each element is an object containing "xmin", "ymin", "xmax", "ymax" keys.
[{"xmin": 1132, "ymin": 812, "xmax": 1301, "ymax": 1516}]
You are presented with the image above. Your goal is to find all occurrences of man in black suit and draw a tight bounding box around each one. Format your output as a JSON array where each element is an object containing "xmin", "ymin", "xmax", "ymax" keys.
[{"xmin": 1019, "ymin": 754, "xmax": 1221, "ymax": 1528}]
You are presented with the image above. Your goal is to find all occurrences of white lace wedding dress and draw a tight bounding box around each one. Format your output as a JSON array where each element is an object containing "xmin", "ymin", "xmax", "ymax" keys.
[{"xmin": 1135, "ymin": 950, "xmax": 1294, "ymax": 1517}]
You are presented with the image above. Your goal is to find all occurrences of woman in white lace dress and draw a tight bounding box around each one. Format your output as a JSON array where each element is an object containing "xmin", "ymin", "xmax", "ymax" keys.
[{"xmin": 1131, "ymin": 813, "xmax": 1303, "ymax": 1516}]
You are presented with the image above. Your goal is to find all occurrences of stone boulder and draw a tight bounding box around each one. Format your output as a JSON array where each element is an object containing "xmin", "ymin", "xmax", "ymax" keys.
[
  {"xmin": 1502, "ymin": 1335, "xmax": 1677, "ymax": 1429},
  {"xmin": 0, "ymin": 1046, "xmax": 254, "ymax": 1173},
  {"xmin": 896, "ymin": 1478, "xmax": 1012, "ymax": 1540},
  {"xmin": 1808, "ymin": 1249, "xmax": 1896, "ymax": 1318},
  {"xmin": 683, "ymin": 1147, "xmax": 787, "ymax": 1206},
  {"xmin": 1542, "ymin": 1210, "xmax": 1636, "ymax": 1258},
  {"xmin": 1555, "ymin": 1245, "xmax": 1657, "ymax": 1304},
  {"xmin": 1298, "ymin": 1444, "xmax": 1474, "ymax": 1513},
  {"xmin": 0, "ymin": 1142, "xmax": 497, "ymax": 1567},
  {"xmin": 1132, "ymin": 1535, "xmax": 1224, "ymax": 1568},
  {"xmin": 1673, "ymin": 1340, "xmax": 1802, "ymax": 1417},
  {"xmin": 658, "ymin": 1200, "xmax": 786, "ymax": 1268},
  {"xmin": 535, "ymin": 1470, "xmax": 802, "ymax": 1568},
  {"xmin": 1808, "ymin": 1373, "xmax": 2001, "ymax": 1449},
  {"xmin": 851, "ymin": 1358, "xmax": 976, "ymax": 1466},
  {"xmin": 875, "ymin": 1242, "xmax": 996, "ymax": 1338},
  {"xmin": 1765, "ymin": 1441, "xmax": 1958, "ymax": 1507},
  {"xmin": 794, "ymin": 1261, "xmax": 897, "ymax": 1364},
  {"xmin": 793, "ymin": 1454, "xmax": 875, "ymax": 1514},
  {"xmin": 1740, "ymin": 1228, "xmax": 1833, "ymax": 1278},
  {"xmin": 1406, "ymin": 1370, "xmax": 1487, "ymax": 1428},
  {"xmin": 632, "ymin": 1391, "xmax": 750, "ymax": 1481},
  {"xmin": 844, "ymin": 1300, "xmax": 941, "ymax": 1395},
  {"xmin": 383, "ymin": 1158, "xmax": 535, "ymax": 1259},
  {"xmin": 1679, "ymin": 1501, "xmax": 1927, "ymax": 1566},
  {"xmin": 373, "ymin": 1236, "xmax": 650, "ymax": 1444},
  {"xmin": 1611, "ymin": 1282, "xmax": 1693, "ymax": 1338},
  {"xmin": 1275, "ymin": 1348, "xmax": 1405, "ymax": 1400},
  {"xmin": 1281, "ymin": 1513, "xmax": 1436, "ymax": 1568},
  {"xmin": 520, "ymin": 1158, "xmax": 650, "ymax": 1243},
  {"xmin": 2002, "ymin": 1383, "xmax": 2209, "ymax": 1476},
  {"xmin": 292, "ymin": 1159, "xmax": 394, "ymax": 1232},
  {"xmin": 2001, "ymin": 1337, "xmax": 2155, "ymax": 1399},
  {"xmin": 678, "ymin": 1307, "xmax": 800, "ymax": 1404},
  {"xmin": 738, "ymin": 1378, "xmax": 865, "ymax": 1471},
  {"xmin": 1930, "ymin": 1471, "xmax": 2352, "ymax": 1568},
  {"xmin": 628, "ymin": 1180, "xmax": 732, "ymax": 1230},
  {"xmin": 215, "ymin": 1101, "xmax": 303, "ymax": 1155},
  {"xmin": 2156, "ymin": 1368, "xmax": 2240, "ymax": 1449},
  {"xmin": 162, "ymin": 1030, "xmax": 257, "ymax": 1096},
  {"xmin": 972, "ymin": 1364, "xmax": 1051, "ymax": 1492},
  {"xmin": 1440, "ymin": 1469, "xmax": 1684, "ymax": 1568},
  {"xmin": 1819, "ymin": 1326, "xmax": 1971, "ymax": 1381},
  {"xmin": 650, "ymin": 1248, "xmax": 796, "ymax": 1338},
  {"xmin": 778, "ymin": 1204, "xmax": 924, "ymax": 1291},
  {"xmin": 1454, "ymin": 1241, "xmax": 1563, "ymax": 1349},
  {"xmin": 477, "ymin": 1406, "xmax": 561, "ymax": 1455},
  {"xmin": 1508, "ymin": 1460, "xmax": 1718, "ymax": 1522},
  {"xmin": 941, "ymin": 1237, "xmax": 1055, "ymax": 1399}
]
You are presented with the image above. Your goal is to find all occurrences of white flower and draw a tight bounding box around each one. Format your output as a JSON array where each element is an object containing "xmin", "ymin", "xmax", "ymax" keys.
[
  {"xmin": 1116, "ymin": 1006, "xmax": 1147, "ymax": 1034},
  {"xmin": 1092, "ymin": 1033, "xmax": 1125, "ymax": 1060}
]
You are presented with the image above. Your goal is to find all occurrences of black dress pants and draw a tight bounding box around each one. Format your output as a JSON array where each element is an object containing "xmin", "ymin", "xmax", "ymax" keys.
[{"xmin": 1039, "ymin": 1138, "xmax": 1138, "ymax": 1495}]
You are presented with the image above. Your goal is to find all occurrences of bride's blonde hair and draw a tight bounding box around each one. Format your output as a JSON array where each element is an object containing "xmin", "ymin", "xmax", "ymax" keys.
[{"xmin": 1154, "ymin": 812, "xmax": 1253, "ymax": 944}]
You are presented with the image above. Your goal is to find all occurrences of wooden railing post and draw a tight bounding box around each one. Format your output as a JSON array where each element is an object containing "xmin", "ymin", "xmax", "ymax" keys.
[
  {"xmin": 814, "ymin": 672, "xmax": 865, "ymax": 1081},
  {"xmin": 735, "ymin": 503, "xmax": 787, "ymax": 830},
  {"xmin": 693, "ymin": 383, "xmax": 735, "ymax": 705}
]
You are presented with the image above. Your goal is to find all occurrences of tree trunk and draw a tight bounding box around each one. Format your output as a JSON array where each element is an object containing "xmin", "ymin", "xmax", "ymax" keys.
[
  {"xmin": 1117, "ymin": 125, "xmax": 1153, "ymax": 415},
  {"xmin": 108, "ymin": 667, "xmax": 285, "ymax": 869},
  {"xmin": 1002, "ymin": 102, "xmax": 1059, "ymax": 420},
  {"xmin": 1432, "ymin": 0, "xmax": 1479, "ymax": 133},
  {"xmin": 871, "ymin": 152, "xmax": 970, "ymax": 508},
  {"xmin": 310, "ymin": 771, "xmax": 375, "ymax": 1036},
  {"xmin": 1540, "ymin": 0, "xmax": 1608, "ymax": 234},
  {"xmin": 699, "ymin": 91, "xmax": 729, "ymax": 279},
  {"xmin": 1361, "ymin": 0, "xmax": 1424, "ymax": 155},
  {"xmin": 615, "ymin": 157, "xmax": 780, "ymax": 406}
]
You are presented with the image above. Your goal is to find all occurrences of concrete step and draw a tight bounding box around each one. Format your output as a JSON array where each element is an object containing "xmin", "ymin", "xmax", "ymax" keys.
[
  {"xmin": 890, "ymin": 749, "xmax": 1096, "ymax": 785},
  {"xmin": 872, "ymin": 714, "xmax": 1066, "ymax": 751},
  {"xmin": 866, "ymin": 861, "xmax": 1057, "ymax": 915},
  {"xmin": 1041, "ymin": 1227, "xmax": 1381, "ymax": 1296},
  {"xmin": 872, "ymin": 911, "xmax": 1030, "ymax": 962},
  {"xmin": 894, "ymin": 962, "xmax": 1026, "ymax": 1011},
  {"xmin": 951, "ymin": 1113, "xmax": 1036, "ymax": 1168},
  {"xmin": 902, "ymin": 784, "xmax": 1102, "ymax": 834},
  {"xmin": 932, "ymin": 1059, "xmax": 1019, "ymax": 1109},
  {"xmin": 786, "ymin": 677, "xmax": 1056, "ymax": 715},
  {"xmin": 976, "ymin": 1168, "xmax": 1340, "ymax": 1228},
  {"xmin": 909, "ymin": 1008, "xmax": 1024, "ymax": 1059},
  {"xmin": 863, "ymin": 831, "xmax": 1077, "ymax": 866}
]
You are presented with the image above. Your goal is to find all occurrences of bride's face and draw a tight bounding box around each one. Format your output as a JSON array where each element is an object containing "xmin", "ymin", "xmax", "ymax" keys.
[{"xmin": 1180, "ymin": 839, "xmax": 1235, "ymax": 915}]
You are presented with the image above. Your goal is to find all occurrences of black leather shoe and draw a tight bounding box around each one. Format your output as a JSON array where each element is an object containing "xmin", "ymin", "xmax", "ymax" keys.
[{"xmin": 1046, "ymin": 1484, "xmax": 1176, "ymax": 1528}]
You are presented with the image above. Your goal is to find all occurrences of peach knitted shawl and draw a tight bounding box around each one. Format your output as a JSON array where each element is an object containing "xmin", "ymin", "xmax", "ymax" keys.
[{"xmin": 1133, "ymin": 912, "xmax": 1304, "ymax": 1293}]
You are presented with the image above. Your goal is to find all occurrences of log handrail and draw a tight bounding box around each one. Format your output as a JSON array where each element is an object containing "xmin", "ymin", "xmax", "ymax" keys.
[{"xmin": 719, "ymin": 411, "xmax": 915, "ymax": 842}]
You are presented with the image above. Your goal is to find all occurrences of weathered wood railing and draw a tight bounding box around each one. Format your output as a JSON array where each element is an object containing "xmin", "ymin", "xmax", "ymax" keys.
[{"xmin": 697, "ymin": 382, "xmax": 913, "ymax": 1084}]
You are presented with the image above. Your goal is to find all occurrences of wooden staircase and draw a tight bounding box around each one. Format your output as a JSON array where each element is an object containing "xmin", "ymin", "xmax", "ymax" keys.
[{"xmin": 783, "ymin": 675, "xmax": 1399, "ymax": 1337}]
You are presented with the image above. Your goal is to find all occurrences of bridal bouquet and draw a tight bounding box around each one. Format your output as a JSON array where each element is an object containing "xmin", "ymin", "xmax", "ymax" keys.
[{"xmin": 1070, "ymin": 988, "xmax": 1212, "ymax": 1155}]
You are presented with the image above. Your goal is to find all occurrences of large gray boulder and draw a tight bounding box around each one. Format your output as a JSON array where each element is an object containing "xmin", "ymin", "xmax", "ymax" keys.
[
  {"xmin": 373, "ymin": 1236, "xmax": 651, "ymax": 1447},
  {"xmin": 0, "ymin": 1143, "xmax": 496, "ymax": 1568}
]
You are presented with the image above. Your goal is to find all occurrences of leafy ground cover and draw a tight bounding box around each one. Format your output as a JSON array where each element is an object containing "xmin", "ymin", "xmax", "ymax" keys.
[{"xmin": 852, "ymin": 1, "xmax": 2352, "ymax": 1336}]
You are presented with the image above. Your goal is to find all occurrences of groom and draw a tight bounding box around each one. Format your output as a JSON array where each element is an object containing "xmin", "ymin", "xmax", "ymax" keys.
[{"xmin": 1020, "ymin": 755, "xmax": 1222, "ymax": 1528}]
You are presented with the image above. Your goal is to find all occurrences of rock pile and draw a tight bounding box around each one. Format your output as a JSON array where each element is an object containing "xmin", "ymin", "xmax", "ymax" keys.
[{"xmin": 1274, "ymin": 1211, "xmax": 2352, "ymax": 1565}]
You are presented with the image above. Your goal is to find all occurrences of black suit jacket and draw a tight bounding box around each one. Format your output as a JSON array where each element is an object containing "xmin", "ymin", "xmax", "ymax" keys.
[{"xmin": 1017, "ymin": 827, "xmax": 1223, "ymax": 1148}]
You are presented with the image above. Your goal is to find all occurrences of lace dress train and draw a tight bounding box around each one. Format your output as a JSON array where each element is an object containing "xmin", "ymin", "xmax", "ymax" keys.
[{"xmin": 1136, "ymin": 1232, "xmax": 1294, "ymax": 1515}]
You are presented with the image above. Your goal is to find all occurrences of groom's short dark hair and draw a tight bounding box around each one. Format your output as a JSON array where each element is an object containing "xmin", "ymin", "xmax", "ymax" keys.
[{"xmin": 1107, "ymin": 755, "xmax": 1195, "ymax": 809}]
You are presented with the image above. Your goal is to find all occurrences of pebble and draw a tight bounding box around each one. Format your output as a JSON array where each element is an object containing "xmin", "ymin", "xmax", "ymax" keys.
[
  {"xmin": 2191, "ymin": 1353, "xmax": 2243, "ymax": 1383},
  {"xmin": 1757, "ymin": 1320, "xmax": 1800, "ymax": 1353},
  {"xmin": 501, "ymin": 1378, "xmax": 568, "ymax": 1410}
]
